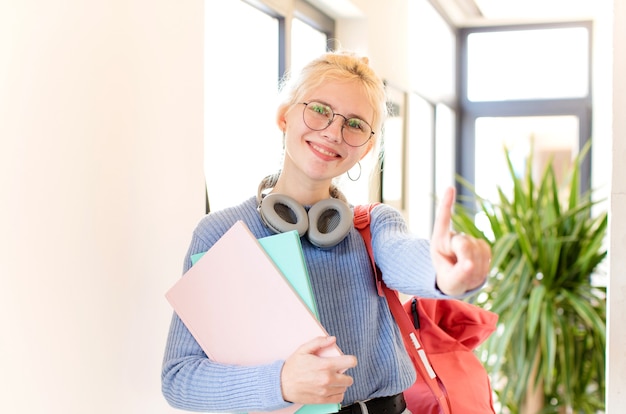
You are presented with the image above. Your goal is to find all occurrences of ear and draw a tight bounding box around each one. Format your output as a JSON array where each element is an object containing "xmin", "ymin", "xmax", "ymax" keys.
[{"xmin": 276, "ymin": 106, "xmax": 288, "ymax": 131}]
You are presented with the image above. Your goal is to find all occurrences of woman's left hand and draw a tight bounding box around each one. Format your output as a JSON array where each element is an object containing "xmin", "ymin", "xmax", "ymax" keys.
[{"xmin": 429, "ymin": 186, "xmax": 491, "ymax": 296}]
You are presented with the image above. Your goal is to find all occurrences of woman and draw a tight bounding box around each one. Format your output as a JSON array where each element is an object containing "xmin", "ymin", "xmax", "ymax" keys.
[{"xmin": 162, "ymin": 50, "xmax": 491, "ymax": 413}]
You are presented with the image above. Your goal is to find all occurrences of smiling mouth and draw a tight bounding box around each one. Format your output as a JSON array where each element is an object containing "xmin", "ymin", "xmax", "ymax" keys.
[{"xmin": 310, "ymin": 142, "xmax": 340, "ymax": 158}]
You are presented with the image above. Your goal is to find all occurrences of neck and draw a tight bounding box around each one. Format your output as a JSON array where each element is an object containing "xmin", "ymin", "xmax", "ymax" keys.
[{"xmin": 257, "ymin": 172, "xmax": 346, "ymax": 205}]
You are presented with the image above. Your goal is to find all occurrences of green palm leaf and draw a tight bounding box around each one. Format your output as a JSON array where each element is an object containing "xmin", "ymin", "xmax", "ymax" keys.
[{"xmin": 452, "ymin": 140, "xmax": 606, "ymax": 412}]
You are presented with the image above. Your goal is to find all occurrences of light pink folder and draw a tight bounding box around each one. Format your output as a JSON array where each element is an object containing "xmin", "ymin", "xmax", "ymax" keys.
[{"xmin": 165, "ymin": 220, "xmax": 342, "ymax": 414}]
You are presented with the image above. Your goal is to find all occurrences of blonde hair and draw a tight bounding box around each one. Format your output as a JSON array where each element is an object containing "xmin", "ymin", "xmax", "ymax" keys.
[{"xmin": 277, "ymin": 50, "xmax": 388, "ymax": 144}]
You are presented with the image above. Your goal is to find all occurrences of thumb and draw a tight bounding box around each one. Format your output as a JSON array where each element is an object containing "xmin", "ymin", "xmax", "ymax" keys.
[
  {"xmin": 297, "ymin": 336, "xmax": 338, "ymax": 356},
  {"xmin": 295, "ymin": 336, "xmax": 356, "ymax": 373}
]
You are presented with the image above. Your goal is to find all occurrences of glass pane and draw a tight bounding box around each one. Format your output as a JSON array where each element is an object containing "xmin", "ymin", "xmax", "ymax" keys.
[
  {"xmin": 434, "ymin": 104, "xmax": 456, "ymax": 198},
  {"xmin": 291, "ymin": 18, "xmax": 328, "ymax": 78},
  {"xmin": 205, "ymin": 1, "xmax": 281, "ymax": 211},
  {"xmin": 406, "ymin": 94, "xmax": 435, "ymax": 237},
  {"xmin": 467, "ymin": 27, "xmax": 589, "ymax": 101},
  {"xmin": 381, "ymin": 86, "xmax": 406, "ymax": 211},
  {"xmin": 474, "ymin": 115, "xmax": 579, "ymax": 235}
]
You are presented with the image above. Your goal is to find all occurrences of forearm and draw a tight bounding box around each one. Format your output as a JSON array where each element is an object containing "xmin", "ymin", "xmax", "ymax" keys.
[{"xmin": 161, "ymin": 313, "xmax": 290, "ymax": 412}]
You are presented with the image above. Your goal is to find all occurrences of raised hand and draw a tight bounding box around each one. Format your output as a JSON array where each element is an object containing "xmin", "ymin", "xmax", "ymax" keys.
[
  {"xmin": 429, "ymin": 187, "xmax": 491, "ymax": 296},
  {"xmin": 280, "ymin": 336, "xmax": 357, "ymax": 405}
]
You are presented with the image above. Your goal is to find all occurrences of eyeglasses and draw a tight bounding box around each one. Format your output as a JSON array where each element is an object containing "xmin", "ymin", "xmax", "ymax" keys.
[{"xmin": 300, "ymin": 102, "xmax": 374, "ymax": 147}]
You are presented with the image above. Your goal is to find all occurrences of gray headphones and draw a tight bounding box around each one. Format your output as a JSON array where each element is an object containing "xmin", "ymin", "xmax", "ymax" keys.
[{"xmin": 257, "ymin": 176, "xmax": 353, "ymax": 249}]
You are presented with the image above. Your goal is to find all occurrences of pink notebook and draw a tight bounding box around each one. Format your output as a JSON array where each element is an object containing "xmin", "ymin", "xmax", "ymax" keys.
[{"xmin": 165, "ymin": 220, "xmax": 342, "ymax": 413}]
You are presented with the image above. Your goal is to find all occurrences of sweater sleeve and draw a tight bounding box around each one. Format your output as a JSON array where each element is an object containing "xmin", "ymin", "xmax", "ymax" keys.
[
  {"xmin": 369, "ymin": 204, "xmax": 484, "ymax": 299},
  {"xmin": 161, "ymin": 312, "xmax": 290, "ymax": 412},
  {"xmin": 368, "ymin": 204, "xmax": 444, "ymax": 297}
]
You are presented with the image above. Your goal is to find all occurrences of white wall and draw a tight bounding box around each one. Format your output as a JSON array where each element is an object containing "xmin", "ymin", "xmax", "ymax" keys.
[
  {"xmin": 346, "ymin": 0, "xmax": 411, "ymax": 87},
  {"xmin": 0, "ymin": 1, "xmax": 204, "ymax": 412},
  {"xmin": 607, "ymin": 0, "xmax": 626, "ymax": 410}
]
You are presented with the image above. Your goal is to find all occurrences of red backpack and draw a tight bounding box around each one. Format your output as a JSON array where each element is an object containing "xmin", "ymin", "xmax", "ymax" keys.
[{"xmin": 354, "ymin": 204, "xmax": 498, "ymax": 414}]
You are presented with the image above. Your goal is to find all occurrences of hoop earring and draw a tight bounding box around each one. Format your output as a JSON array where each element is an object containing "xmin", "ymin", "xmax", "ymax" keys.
[{"xmin": 347, "ymin": 161, "xmax": 362, "ymax": 182}]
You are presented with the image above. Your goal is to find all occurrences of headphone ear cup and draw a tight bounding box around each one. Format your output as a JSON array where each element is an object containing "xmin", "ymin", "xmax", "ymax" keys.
[
  {"xmin": 307, "ymin": 198, "xmax": 354, "ymax": 249},
  {"xmin": 258, "ymin": 193, "xmax": 309, "ymax": 237}
]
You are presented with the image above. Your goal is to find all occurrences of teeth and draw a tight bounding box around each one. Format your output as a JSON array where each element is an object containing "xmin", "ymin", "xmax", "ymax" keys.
[{"xmin": 311, "ymin": 143, "xmax": 338, "ymax": 157}]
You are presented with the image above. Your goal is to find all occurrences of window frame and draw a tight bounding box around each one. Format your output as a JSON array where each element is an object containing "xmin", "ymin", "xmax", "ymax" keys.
[{"xmin": 457, "ymin": 21, "xmax": 594, "ymax": 200}]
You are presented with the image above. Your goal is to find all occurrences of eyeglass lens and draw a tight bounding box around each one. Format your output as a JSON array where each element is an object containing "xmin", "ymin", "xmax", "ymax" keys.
[{"xmin": 302, "ymin": 102, "xmax": 372, "ymax": 147}]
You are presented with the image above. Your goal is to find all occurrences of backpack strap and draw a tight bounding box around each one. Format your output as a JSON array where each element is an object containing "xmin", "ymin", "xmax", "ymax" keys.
[
  {"xmin": 353, "ymin": 204, "xmax": 452, "ymax": 414},
  {"xmin": 353, "ymin": 203, "xmax": 383, "ymax": 296}
]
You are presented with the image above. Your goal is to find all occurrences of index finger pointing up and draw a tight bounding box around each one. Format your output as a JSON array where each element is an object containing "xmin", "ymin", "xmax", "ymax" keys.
[{"xmin": 431, "ymin": 186, "xmax": 456, "ymax": 250}]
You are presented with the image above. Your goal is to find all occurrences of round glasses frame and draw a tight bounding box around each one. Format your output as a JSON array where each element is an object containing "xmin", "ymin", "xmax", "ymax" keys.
[{"xmin": 300, "ymin": 102, "xmax": 374, "ymax": 147}]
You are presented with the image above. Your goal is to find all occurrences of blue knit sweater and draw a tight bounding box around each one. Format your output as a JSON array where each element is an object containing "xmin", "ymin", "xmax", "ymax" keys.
[{"xmin": 162, "ymin": 196, "xmax": 452, "ymax": 412}]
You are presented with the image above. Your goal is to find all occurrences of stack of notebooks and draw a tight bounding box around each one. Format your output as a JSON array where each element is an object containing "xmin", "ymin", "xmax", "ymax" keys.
[{"xmin": 165, "ymin": 220, "xmax": 342, "ymax": 414}]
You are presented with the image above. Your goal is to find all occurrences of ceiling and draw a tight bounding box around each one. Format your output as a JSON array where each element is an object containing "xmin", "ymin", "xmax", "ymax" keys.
[
  {"xmin": 427, "ymin": 0, "xmax": 603, "ymax": 26},
  {"xmin": 311, "ymin": 0, "xmax": 604, "ymax": 26}
]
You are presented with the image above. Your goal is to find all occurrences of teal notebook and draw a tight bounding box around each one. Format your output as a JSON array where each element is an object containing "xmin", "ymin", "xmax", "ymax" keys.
[{"xmin": 190, "ymin": 230, "xmax": 337, "ymax": 414}]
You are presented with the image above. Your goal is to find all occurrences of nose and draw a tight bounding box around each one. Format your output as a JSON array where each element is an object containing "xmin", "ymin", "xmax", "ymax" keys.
[{"xmin": 323, "ymin": 115, "xmax": 344, "ymax": 143}]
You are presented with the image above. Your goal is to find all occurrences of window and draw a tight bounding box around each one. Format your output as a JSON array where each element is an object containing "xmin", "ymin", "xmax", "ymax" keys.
[
  {"xmin": 204, "ymin": 0, "xmax": 334, "ymax": 212},
  {"xmin": 458, "ymin": 22, "xmax": 592, "ymax": 209},
  {"xmin": 406, "ymin": 94, "xmax": 435, "ymax": 238},
  {"xmin": 401, "ymin": 0, "xmax": 459, "ymax": 234},
  {"xmin": 290, "ymin": 18, "xmax": 329, "ymax": 77}
]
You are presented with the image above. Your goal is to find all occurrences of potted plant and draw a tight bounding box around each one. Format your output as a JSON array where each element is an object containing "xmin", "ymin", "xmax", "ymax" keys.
[{"xmin": 451, "ymin": 142, "xmax": 608, "ymax": 413}]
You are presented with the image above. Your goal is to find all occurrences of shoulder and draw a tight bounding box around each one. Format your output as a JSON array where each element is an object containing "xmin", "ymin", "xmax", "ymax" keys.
[
  {"xmin": 368, "ymin": 203, "xmax": 406, "ymax": 227},
  {"xmin": 352, "ymin": 202, "xmax": 401, "ymax": 218},
  {"xmin": 351, "ymin": 202, "xmax": 409, "ymax": 239},
  {"xmin": 193, "ymin": 196, "xmax": 264, "ymax": 245}
]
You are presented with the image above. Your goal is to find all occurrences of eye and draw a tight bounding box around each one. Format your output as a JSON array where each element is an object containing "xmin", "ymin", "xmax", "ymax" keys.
[
  {"xmin": 346, "ymin": 118, "xmax": 366, "ymax": 132},
  {"xmin": 309, "ymin": 102, "xmax": 332, "ymax": 117}
]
